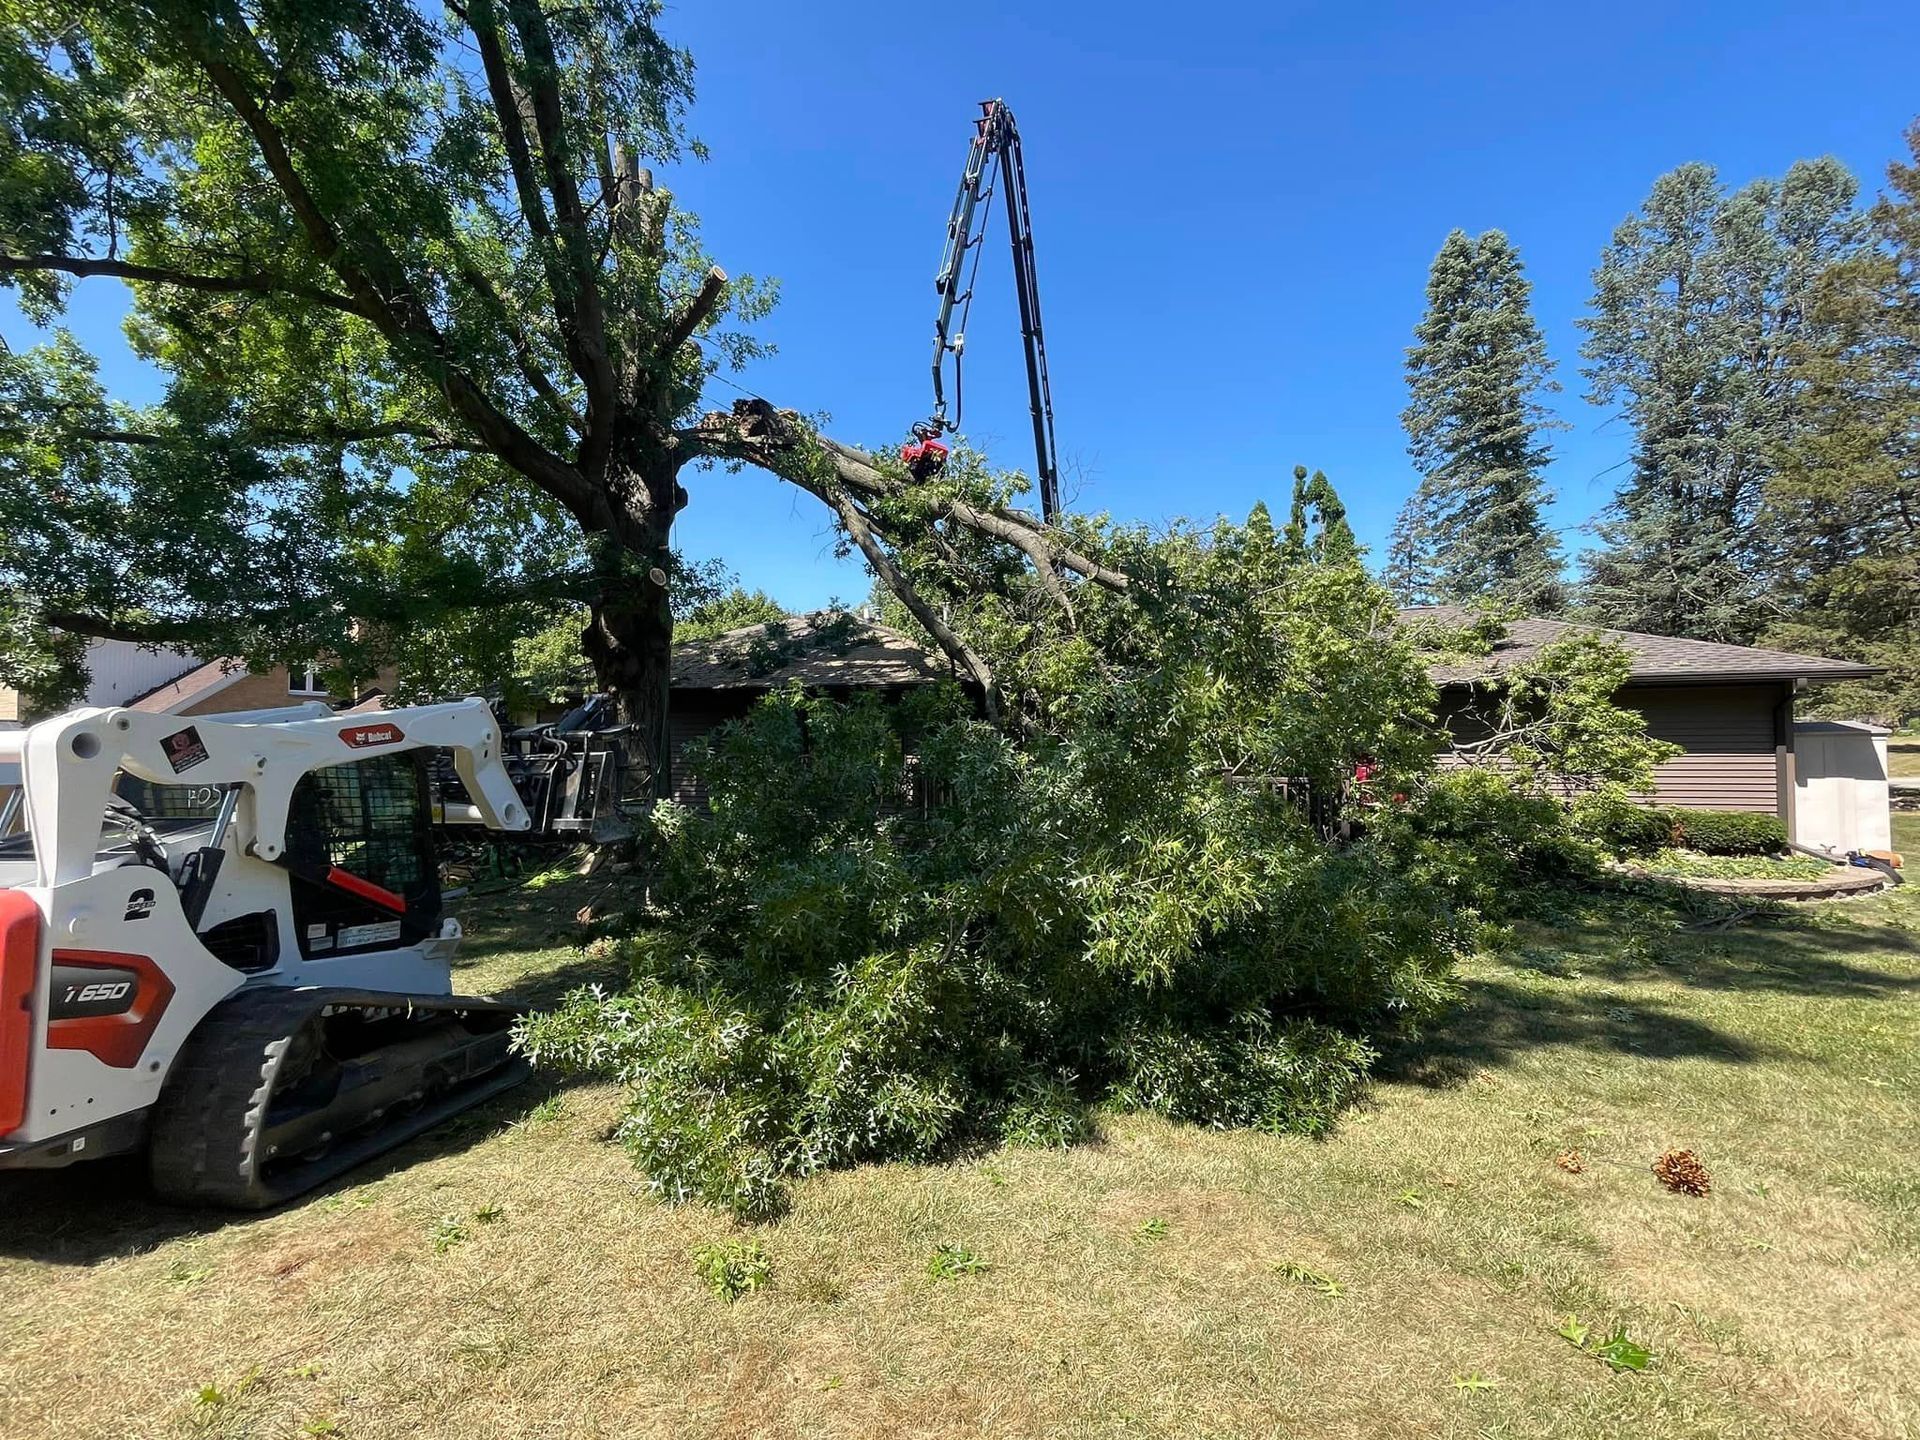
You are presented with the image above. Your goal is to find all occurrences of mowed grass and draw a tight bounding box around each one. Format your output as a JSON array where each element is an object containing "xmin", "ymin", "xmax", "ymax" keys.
[
  {"xmin": 1890, "ymin": 736, "xmax": 1920, "ymax": 780},
  {"xmin": 2, "ymin": 874, "xmax": 1918, "ymax": 1440}
]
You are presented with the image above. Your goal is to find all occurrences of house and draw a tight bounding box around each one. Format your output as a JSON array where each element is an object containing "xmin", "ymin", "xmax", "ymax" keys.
[
  {"xmin": 666, "ymin": 614, "xmax": 960, "ymax": 804},
  {"xmin": 1406, "ymin": 607, "xmax": 1885, "ymax": 845},
  {"xmin": 666, "ymin": 610, "xmax": 1887, "ymax": 847},
  {"xmin": 0, "ymin": 639, "xmax": 391, "ymax": 728}
]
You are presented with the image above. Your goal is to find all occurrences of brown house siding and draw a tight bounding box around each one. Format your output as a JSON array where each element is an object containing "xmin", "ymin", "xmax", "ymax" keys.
[
  {"xmin": 1631, "ymin": 684, "xmax": 1785, "ymax": 813},
  {"xmin": 669, "ymin": 693, "xmax": 757, "ymax": 806},
  {"xmin": 1435, "ymin": 681, "xmax": 1792, "ymax": 818},
  {"xmin": 0, "ymin": 686, "xmax": 18, "ymax": 725}
]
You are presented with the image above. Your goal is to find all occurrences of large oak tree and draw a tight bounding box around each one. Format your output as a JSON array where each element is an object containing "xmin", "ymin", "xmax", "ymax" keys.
[{"xmin": 0, "ymin": 0, "xmax": 1115, "ymax": 785}]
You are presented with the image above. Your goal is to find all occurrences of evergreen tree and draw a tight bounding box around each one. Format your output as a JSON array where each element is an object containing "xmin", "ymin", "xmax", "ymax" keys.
[
  {"xmin": 1763, "ymin": 123, "xmax": 1920, "ymax": 724},
  {"xmin": 1388, "ymin": 229, "xmax": 1564, "ymax": 612},
  {"xmin": 1578, "ymin": 159, "xmax": 1867, "ymax": 643},
  {"xmin": 1283, "ymin": 465, "xmax": 1359, "ymax": 565}
]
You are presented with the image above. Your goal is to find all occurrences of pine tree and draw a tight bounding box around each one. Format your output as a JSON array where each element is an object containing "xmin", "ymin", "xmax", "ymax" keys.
[
  {"xmin": 1578, "ymin": 159, "xmax": 1868, "ymax": 643},
  {"xmin": 1388, "ymin": 229, "xmax": 1565, "ymax": 613},
  {"xmin": 1283, "ymin": 465, "xmax": 1359, "ymax": 565},
  {"xmin": 1763, "ymin": 123, "xmax": 1920, "ymax": 724}
]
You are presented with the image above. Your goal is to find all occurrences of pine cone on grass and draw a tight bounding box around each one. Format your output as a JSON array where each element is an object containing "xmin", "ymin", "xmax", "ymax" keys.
[
  {"xmin": 1554, "ymin": 1149, "xmax": 1585, "ymax": 1175},
  {"xmin": 1653, "ymin": 1149, "xmax": 1711, "ymax": 1197}
]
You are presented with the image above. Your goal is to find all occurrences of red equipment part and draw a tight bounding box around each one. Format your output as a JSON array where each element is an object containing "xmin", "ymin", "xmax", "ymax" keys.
[
  {"xmin": 0, "ymin": 890, "xmax": 39, "ymax": 1135},
  {"xmin": 46, "ymin": 948, "xmax": 176, "ymax": 1070},
  {"xmin": 901, "ymin": 433, "xmax": 949, "ymax": 481}
]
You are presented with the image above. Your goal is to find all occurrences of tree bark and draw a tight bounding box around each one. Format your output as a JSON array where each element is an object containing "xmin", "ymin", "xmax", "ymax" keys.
[{"xmin": 576, "ymin": 442, "xmax": 685, "ymax": 802}]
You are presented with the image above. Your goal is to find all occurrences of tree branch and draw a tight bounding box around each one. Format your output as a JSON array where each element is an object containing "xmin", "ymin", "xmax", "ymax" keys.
[
  {"xmin": 659, "ymin": 266, "xmax": 727, "ymax": 358},
  {"xmin": 0, "ymin": 252, "xmax": 366, "ymax": 316},
  {"xmin": 185, "ymin": 23, "xmax": 603, "ymax": 526},
  {"xmin": 504, "ymin": 0, "xmax": 617, "ymax": 461},
  {"xmin": 819, "ymin": 483, "xmax": 1001, "ymax": 718},
  {"xmin": 680, "ymin": 403, "xmax": 1132, "ymax": 596},
  {"xmin": 42, "ymin": 610, "xmax": 210, "ymax": 645},
  {"xmin": 453, "ymin": 257, "xmax": 584, "ymax": 435}
]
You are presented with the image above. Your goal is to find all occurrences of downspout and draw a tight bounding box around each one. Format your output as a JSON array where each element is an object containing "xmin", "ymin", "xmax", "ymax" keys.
[{"xmin": 1774, "ymin": 680, "xmax": 1804, "ymax": 841}]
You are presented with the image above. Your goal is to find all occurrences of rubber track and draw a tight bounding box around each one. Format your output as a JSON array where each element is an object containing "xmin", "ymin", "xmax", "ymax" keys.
[{"xmin": 148, "ymin": 987, "xmax": 526, "ymax": 1210}]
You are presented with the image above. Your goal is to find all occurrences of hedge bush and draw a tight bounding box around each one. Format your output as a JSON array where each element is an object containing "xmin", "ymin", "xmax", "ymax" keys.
[
  {"xmin": 1670, "ymin": 808, "xmax": 1789, "ymax": 856},
  {"xmin": 1570, "ymin": 791, "xmax": 1674, "ymax": 857}
]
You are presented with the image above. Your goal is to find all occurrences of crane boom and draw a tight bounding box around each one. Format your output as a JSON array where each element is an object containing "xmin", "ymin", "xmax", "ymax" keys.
[{"xmin": 913, "ymin": 99, "xmax": 1063, "ymax": 522}]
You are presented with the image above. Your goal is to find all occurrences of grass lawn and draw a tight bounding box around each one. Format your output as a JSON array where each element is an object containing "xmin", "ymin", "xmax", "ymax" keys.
[
  {"xmin": 1890, "ymin": 736, "xmax": 1919, "ymax": 780},
  {"xmin": 2, "ymin": 874, "xmax": 1917, "ymax": 1439}
]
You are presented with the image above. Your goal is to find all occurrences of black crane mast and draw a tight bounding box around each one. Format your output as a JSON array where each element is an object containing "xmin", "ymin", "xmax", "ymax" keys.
[{"xmin": 902, "ymin": 99, "xmax": 1063, "ymax": 522}]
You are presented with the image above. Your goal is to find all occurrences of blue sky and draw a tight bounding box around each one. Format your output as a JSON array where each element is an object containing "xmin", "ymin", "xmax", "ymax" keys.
[{"xmin": 11, "ymin": 0, "xmax": 1920, "ymax": 611}]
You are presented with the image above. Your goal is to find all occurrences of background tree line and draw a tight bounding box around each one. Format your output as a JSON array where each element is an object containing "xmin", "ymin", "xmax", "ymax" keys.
[{"xmin": 1387, "ymin": 124, "xmax": 1920, "ymax": 726}]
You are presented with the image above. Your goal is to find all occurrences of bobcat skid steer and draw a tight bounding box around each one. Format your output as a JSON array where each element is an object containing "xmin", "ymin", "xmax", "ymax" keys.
[{"xmin": 0, "ymin": 699, "xmax": 532, "ymax": 1208}]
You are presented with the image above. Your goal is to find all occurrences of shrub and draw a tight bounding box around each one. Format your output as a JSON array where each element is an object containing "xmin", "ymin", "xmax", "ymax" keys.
[
  {"xmin": 1370, "ymin": 769, "xmax": 1595, "ymax": 911},
  {"xmin": 1571, "ymin": 791, "xmax": 1674, "ymax": 857},
  {"xmin": 1671, "ymin": 808, "xmax": 1789, "ymax": 856}
]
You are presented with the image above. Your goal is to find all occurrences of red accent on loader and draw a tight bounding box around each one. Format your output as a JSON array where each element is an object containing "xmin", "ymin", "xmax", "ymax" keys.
[
  {"xmin": 46, "ymin": 948, "xmax": 175, "ymax": 1070},
  {"xmin": 325, "ymin": 866, "xmax": 409, "ymax": 914},
  {"xmin": 0, "ymin": 891, "xmax": 40, "ymax": 1135}
]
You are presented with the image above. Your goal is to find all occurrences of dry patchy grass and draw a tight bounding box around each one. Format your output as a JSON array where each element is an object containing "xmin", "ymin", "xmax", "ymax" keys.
[
  {"xmin": 1887, "ymin": 737, "xmax": 1918, "ymax": 780},
  {"xmin": 2, "ymin": 875, "xmax": 1917, "ymax": 1439}
]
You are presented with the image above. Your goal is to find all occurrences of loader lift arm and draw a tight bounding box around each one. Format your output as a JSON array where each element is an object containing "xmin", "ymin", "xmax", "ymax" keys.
[{"xmin": 912, "ymin": 98, "xmax": 1063, "ymax": 522}]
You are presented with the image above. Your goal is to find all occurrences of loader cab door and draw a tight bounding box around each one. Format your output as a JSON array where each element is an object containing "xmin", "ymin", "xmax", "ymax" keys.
[{"xmin": 284, "ymin": 754, "xmax": 442, "ymax": 960}]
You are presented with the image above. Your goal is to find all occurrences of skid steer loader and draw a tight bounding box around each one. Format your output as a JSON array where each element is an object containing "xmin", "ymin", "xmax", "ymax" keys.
[{"xmin": 0, "ymin": 699, "xmax": 532, "ymax": 1208}]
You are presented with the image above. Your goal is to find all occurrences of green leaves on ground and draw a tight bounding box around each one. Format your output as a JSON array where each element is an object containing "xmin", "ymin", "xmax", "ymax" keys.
[
  {"xmin": 926, "ymin": 1245, "xmax": 991, "ymax": 1282},
  {"xmin": 692, "ymin": 1240, "xmax": 772, "ymax": 1301},
  {"xmin": 1559, "ymin": 1315, "xmax": 1654, "ymax": 1372},
  {"xmin": 1269, "ymin": 1260, "xmax": 1344, "ymax": 1298}
]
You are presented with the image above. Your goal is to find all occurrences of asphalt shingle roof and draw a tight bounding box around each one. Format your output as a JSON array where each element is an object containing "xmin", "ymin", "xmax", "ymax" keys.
[
  {"xmin": 671, "ymin": 614, "xmax": 956, "ymax": 691},
  {"xmin": 1400, "ymin": 606, "xmax": 1881, "ymax": 686}
]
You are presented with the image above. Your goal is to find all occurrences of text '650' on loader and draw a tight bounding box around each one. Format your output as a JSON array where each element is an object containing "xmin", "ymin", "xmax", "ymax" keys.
[{"xmin": 0, "ymin": 699, "xmax": 532, "ymax": 1208}]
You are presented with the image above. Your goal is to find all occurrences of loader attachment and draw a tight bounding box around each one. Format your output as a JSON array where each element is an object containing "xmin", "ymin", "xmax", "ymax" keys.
[{"xmin": 432, "ymin": 695, "xmax": 635, "ymax": 843}]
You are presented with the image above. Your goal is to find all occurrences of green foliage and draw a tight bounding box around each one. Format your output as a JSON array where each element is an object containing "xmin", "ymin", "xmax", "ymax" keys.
[
  {"xmin": 677, "ymin": 588, "xmax": 791, "ymax": 644},
  {"xmin": 1579, "ymin": 158, "xmax": 1870, "ymax": 643},
  {"xmin": 1412, "ymin": 617, "xmax": 1681, "ymax": 798},
  {"xmin": 1669, "ymin": 809, "xmax": 1789, "ymax": 856},
  {"xmin": 521, "ymin": 504, "xmax": 1517, "ymax": 1219},
  {"xmin": 1269, "ymin": 1260, "xmax": 1344, "ymax": 1298},
  {"xmin": 1389, "ymin": 229, "xmax": 1566, "ymax": 612},
  {"xmin": 1562, "ymin": 1319, "xmax": 1655, "ymax": 1373},
  {"xmin": 1571, "ymin": 792, "xmax": 1674, "ymax": 857},
  {"xmin": 1369, "ymin": 769, "xmax": 1596, "ymax": 913},
  {"xmin": 926, "ymin": 1245, "xmax": 990, "ymax": 1281},
  {"xmin": 691, "ymin": 1239, "xmax": 772, "ymax": 1301},
  {"xmin": 1764, "ymin": 123, "xmax": 1920, "ymax": 727},
  {"xmin": 1643, "ymin": 850, "xmax": 1830, "ymax": 881}
]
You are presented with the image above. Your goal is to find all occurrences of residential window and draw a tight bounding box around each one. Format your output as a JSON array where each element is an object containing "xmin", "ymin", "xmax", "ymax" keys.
[{"xmin": 289, "ymin": 665, "xmax": 328, "ymax": 697}]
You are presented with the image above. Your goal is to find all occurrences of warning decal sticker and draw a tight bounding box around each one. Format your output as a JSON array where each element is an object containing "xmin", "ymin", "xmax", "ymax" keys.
[{"xmin": 159, "ymin": 726, "xmax": 210, "ymax": 773}]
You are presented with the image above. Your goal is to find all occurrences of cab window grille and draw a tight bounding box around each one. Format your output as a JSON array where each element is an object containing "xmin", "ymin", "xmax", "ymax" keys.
[{"xmin": 286, "ymin": 754, "xmax": 439, "ymax": 912}]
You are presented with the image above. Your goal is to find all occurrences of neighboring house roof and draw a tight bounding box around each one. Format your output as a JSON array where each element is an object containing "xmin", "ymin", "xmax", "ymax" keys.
[
  {"xmin": 124, "ymin": 657, "xmax": 251, "ymax": 713},
  {"xmin": 1402, "ymin": 606, "xmax": 1882, "ymax": 687},
  {"xmin": 339, "ymin": 689, "xmax": 390, "ymax": 715},
  {"xmin": 672, "ymin": 614, "xmax": 956, "ymax": 692}
]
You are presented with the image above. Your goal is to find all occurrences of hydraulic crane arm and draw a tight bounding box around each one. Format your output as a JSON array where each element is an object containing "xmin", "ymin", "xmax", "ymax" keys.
[{"xmin": 911, "ymin": 98, "xmax": 1063, "ymax": 522}]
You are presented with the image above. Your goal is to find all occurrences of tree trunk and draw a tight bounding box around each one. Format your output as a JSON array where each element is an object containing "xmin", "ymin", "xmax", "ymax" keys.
[{"xmin": 579, "ymin": 457, "xmax": 680, "ymax": 802}]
